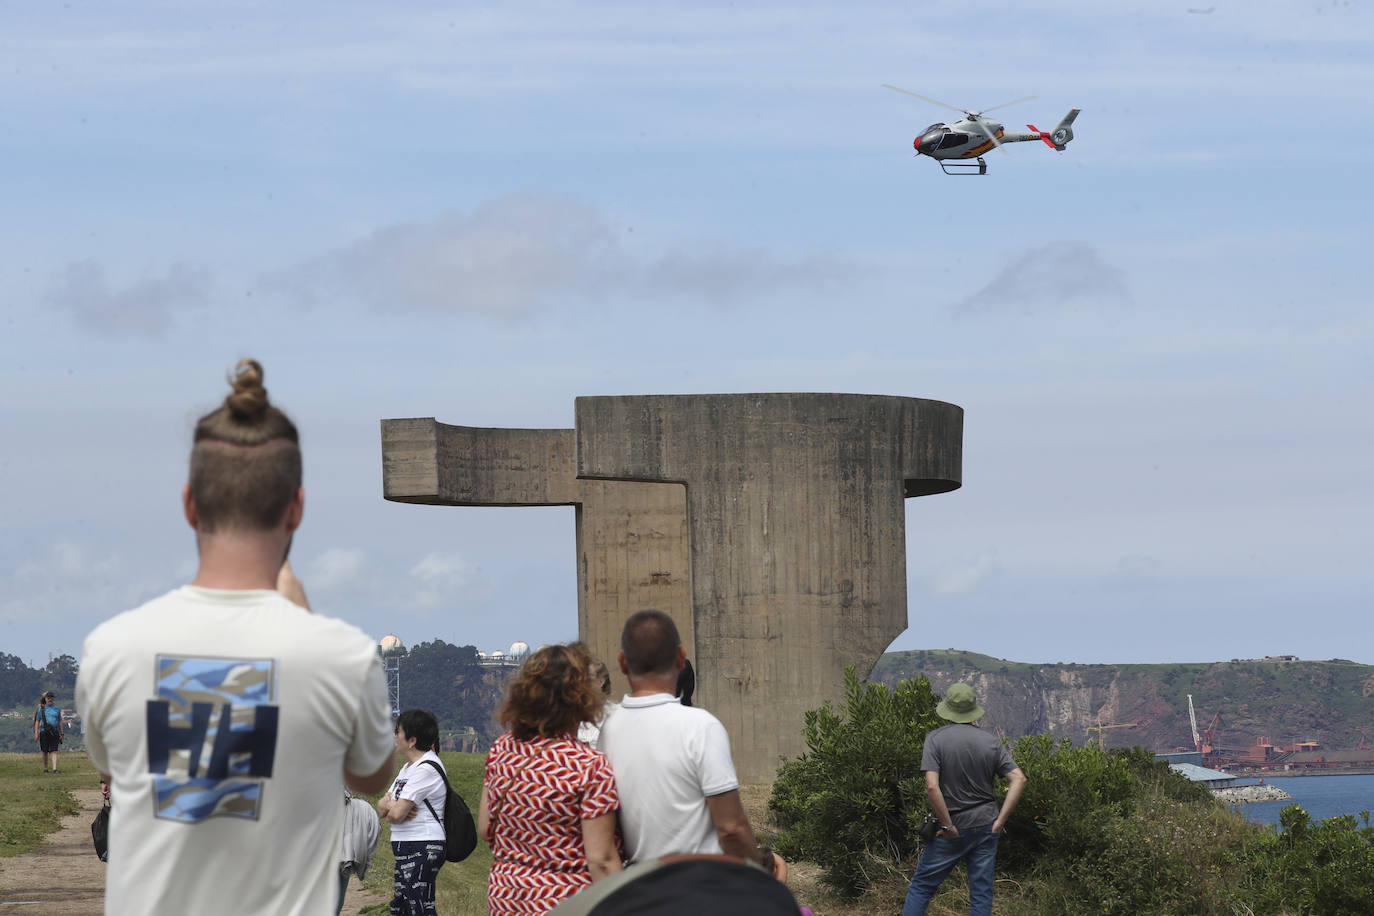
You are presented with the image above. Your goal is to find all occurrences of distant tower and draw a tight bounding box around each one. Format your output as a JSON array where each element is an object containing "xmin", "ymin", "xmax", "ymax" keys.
[{"xmin": 378, "ymin": 634, "xmax": 406, "ymax": 718}]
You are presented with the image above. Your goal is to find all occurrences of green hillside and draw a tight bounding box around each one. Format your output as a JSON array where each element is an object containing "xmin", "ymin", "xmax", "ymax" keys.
[{"xmin": 871, "ymin": 649, "xmax": 1374, "ymax": 754}]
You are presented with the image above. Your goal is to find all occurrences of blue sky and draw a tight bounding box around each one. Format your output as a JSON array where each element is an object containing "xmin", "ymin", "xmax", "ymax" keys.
[{"xmin": 3, "ymin": 0, "xmax": 1370, "ymax": 669}]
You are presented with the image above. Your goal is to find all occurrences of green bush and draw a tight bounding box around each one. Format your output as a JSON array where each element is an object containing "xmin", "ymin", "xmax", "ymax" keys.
[
  {"xmin": 1236, "ymin": 806, "xmax": 1374, "ymax": 916},
  {"xmin": 769, "ymin": 668, "xmax": 942, "ymax": 896},
  {"xmin": 998, "ymin": 734, "xmax": 1137, "ymax": 871},
  {"xmin": 771, "ymin": 676, "xmax": 1374, "ymax": 915}
]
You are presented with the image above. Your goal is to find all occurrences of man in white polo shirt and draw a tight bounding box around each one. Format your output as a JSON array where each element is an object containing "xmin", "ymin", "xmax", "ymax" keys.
[{"xmin": 597, "ymin": 610, "xmax": 785, "ymax": 879}]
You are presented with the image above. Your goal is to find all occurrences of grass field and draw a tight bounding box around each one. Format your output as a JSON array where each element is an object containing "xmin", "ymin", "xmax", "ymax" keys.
[
  {"xmin": 356, "ymin": 751, "xmax": 492, "ymax": 914},
  {"xmin": 0, "ymin": 752, "xmax": 96, "ymax": 857}
]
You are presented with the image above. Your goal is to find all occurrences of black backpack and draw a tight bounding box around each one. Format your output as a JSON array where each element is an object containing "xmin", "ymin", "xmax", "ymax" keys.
[{"xmin": 419, "ymin": 759, "xmax": 478, "ymax": 862}]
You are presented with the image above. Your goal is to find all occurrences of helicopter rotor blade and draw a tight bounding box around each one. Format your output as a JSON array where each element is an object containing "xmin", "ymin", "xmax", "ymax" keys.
[
  {"xmin": 880, "ymin": 84, "xmax": 969, "ymax": 116},
  {"xmin": 975, "ymin": 95, "xmax": 1037, "ymax": 115},
  {"xmin": 971, "ymin": 117, "xmax": 1009, "ymax": 156}
]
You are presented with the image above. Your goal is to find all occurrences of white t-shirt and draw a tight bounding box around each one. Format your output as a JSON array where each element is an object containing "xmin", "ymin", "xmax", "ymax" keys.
[
  {"xmin": 596, "ymin": 693, "xmax": 739, "ymax": 862},
  {"xmin": 576, "ymin": 700, "xmax": 619, "ymax": 746},
  {"xmin": 76, "ymin": 586, "xmax": 395, "ymax": 916},
  {"xmin": 389, "ymin": 750, "xmax": 447, "ymax": 843}
]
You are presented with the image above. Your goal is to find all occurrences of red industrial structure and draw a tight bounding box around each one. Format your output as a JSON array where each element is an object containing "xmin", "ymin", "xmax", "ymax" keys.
[{"xmin": 1181, "ymin": 696, "xmax": 1374, "ymax": 772}]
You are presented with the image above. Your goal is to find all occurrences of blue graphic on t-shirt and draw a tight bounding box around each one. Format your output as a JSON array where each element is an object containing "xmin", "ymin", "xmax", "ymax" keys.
[{"xmin": 146, "ymin": 656, "xmax": 279, "ymax": 822}]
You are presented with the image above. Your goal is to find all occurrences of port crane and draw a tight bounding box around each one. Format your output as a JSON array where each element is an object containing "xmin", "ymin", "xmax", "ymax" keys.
[
  {"xmin": 1188, "ymin": 694, "xmax": 1202, "ymax": 754},
  {"xmin": 1185, "ymin": 695, "xmax": 1227, "ymax": 765},
  {"xmin": 1086, "ymin": 714, "xmax": 1140, "ymax": 750}
]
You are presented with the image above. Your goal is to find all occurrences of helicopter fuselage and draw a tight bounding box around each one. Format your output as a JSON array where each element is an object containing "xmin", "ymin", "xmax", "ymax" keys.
[
  {"xmin": 915, "ymin": 117, "xmax": 1042, "ymax": 160},
  {"xmin": 883, "ymin": 83, "xmax": 1081, "ymax": 175}
]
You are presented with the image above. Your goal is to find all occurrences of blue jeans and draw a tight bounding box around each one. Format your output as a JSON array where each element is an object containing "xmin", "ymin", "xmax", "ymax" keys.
[
  {"xmin": 390, "ymin": 840, "xmax": 445, "ymax": 916},
  {"xmin": 336, "ymin": 863, "xmax": 351, "ymax": 916},
  {"xmin": 901, "ymin": 824, "xmax": 999, "ymax": 916}
]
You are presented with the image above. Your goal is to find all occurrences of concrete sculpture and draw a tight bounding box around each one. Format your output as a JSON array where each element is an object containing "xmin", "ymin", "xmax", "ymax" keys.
[{"xmin": 382, "ymin": 393, "xmax": 963, "ymax": 782}]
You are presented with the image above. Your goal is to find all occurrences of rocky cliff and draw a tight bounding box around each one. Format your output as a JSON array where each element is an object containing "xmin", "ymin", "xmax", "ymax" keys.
[{"xmin": 869, "ymin": 650, "xmax": 1374, "ymax": 753}]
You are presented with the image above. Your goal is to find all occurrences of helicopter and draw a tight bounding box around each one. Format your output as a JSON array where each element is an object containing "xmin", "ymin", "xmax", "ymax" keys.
[{"xmin": 882, "ymin": 84, "xmax": 1080, "ymax": 176}]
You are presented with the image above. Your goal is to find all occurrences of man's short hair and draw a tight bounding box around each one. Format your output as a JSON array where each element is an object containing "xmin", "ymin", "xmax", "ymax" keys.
[
  {"xmin": 395, "ymin": 708, "xmax": 440, "ymax": 752},
  {"xmin": 189, "ymin": 359, "xmax": 301, "ymax": 533},
  {"xmin": 621, "ymin": 609, "xmax": 681, "ymax": 676}
]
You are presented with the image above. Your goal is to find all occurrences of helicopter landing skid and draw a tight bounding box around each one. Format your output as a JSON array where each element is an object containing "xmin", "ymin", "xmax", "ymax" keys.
[{"xmin": 939, "ymin": 157, "xmax": 988, "ymax": 176}]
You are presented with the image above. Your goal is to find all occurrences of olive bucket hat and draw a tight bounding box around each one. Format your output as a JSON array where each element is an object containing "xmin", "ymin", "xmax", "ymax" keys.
[{"xmin": 936, "ymin": 683, "xmax": 985, "ymax": 723}]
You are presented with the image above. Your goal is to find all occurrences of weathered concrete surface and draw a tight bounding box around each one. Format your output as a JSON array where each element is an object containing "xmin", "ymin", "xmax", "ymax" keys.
[
  {"xmin": 575, "ymin": 394, "xmax": 961, "ymax": 781},
  {"xmin": 381, "ymin": 418, "xmax": 693, "ymax": 701},
  {"xmin": 381, "ymin": 393, "xmax": 962, "ymax": 783}
]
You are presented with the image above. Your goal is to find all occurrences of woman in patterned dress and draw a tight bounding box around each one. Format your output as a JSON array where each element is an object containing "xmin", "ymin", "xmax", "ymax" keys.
[{"xmin": 481, "ymin": 643, "xmax": 622, "ymax": 915}]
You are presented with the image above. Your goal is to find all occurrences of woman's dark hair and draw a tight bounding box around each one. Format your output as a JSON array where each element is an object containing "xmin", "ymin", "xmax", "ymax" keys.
[
  {"xmin": 676, "ymin": 658, "xmax": 696, "ymax": 707},
  {"xmin": 395, "ymin": 708, "xmax": 440, "ymax": 752},
  {"xmin": 498, "ymin": 643, "xmax": 603, "ymax": 740},
  {"xmin": 189, "ymin": 359, "xmax": 302, "ymax": 533}
]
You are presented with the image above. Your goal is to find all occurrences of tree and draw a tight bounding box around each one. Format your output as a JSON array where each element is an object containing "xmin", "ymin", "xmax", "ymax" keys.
[
  {"xmin": 769, "ymin": 668, "xmax": 943, "ymax": 896},
  {"xmin": 43, "ymin": 654, "xmax": 79, "ymax": 692},
  {"xmin": 397, "ymin": 641, "xmax": 502, "ymax": 738},
  {"xmin": 0, "ymin": 653, "xmax": 42, "ymax": 709}
]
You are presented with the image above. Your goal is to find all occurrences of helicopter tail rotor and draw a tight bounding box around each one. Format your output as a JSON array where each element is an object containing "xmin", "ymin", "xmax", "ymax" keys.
[{"xmin": 1028, "ymin": 108, "xmax": 1080, "ymax": 151}]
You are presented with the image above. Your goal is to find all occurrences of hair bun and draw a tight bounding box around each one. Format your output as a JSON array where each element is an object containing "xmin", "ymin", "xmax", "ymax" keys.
[{"xmin": 225, "ymin": 358, "xmax": 270, "ymax": 419}]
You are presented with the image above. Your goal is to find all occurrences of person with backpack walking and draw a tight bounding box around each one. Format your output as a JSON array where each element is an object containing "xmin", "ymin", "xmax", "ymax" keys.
[
  {"xmin": 377, "ymin": 708, "xmax": 449, "ymax": 916},
  {"xmin": 34, "ymin": 691, "xmax": 64, "ymax": 773}
]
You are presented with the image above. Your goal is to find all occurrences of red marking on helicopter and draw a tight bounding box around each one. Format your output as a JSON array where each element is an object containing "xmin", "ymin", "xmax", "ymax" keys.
[
  {"xmin": 1027, "ymin": 124, "xmax": 1056, "ymax": 148},
  {"xmin": 964, "ymin": 129, "xmax": 1003, "ymax": 157}
]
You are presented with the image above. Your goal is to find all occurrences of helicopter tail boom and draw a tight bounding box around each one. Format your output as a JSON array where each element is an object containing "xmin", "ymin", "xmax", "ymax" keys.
[{"xmin": 1028, "ymin": 108, "xmax": 1080, "ymax": 151}]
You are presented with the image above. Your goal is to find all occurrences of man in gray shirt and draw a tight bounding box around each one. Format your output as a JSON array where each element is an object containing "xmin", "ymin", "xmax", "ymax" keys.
[{"xmin": 901, "ymin": 683, "xmax": 1027, "ymax": 916}]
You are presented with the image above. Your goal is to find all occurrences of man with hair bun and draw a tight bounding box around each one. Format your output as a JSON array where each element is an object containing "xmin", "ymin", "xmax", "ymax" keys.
[
  {"xmin": 76, "ymin": 359, "xmax": 396, "ymax": 916},
  {"xmin": 596, "ymin": 610, "xmax": 787, "ymax": 881}
]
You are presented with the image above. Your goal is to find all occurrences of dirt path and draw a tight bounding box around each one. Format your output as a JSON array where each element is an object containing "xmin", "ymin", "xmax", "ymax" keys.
[{"xmin": 0, "ymin": 787, "xmax": 389, "ymax": 915}]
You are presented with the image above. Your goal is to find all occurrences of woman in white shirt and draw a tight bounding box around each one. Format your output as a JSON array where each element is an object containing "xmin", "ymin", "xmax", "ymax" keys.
[{"xmin": 376, "ymin": 708, "xmax": 447, "ymax": 916}]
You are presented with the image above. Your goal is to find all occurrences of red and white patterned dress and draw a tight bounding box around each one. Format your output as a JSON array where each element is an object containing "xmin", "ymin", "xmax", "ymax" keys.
[{"xmin": 485, "ymin": 732, "xmax": 620, "ymax": 915}]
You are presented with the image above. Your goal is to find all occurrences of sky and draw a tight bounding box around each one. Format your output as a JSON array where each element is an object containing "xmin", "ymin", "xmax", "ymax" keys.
[{"xmin": 3, "ymin": 0, "xmax": 1370, "ymax": 670}]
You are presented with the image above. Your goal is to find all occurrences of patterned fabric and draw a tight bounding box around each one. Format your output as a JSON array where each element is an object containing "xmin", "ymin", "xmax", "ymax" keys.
[
  {"xmin": 390, "ymin": 840, "xmax": 445, "ymax": 916},
  {"xmin": 485, "ymin": 733, "xmax": 619, "ymax": 915}
]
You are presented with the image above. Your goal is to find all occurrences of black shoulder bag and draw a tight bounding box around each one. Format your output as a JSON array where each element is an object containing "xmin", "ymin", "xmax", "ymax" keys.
[{"xmin": 419, "ymin": 759, "xmax": 478, "ymax": 863}]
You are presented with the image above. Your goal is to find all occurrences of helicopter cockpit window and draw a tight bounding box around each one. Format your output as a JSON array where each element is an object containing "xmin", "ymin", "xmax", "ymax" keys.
[
  {"xmin": 922, "ymin": 124, "xmax": 943, "ymax": 134},
  {"xmin": 939, "ymin": 133, "xmax": 969, "ymax": 150}
]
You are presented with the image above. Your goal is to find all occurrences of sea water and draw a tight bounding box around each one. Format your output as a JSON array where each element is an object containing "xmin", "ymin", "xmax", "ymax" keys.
[{"xmin": 1234, "ymin": 773, "xmax": 1374, "ymax": 828}]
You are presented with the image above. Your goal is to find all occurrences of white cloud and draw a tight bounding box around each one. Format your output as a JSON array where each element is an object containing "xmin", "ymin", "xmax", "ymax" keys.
[
  {"xmin": 16, "ymin": 540, "xmax": 121, "ymax": 582},
  {"xmin": 5, "ymin": 540, "xmax": 172, "ymax": 628},
  {"xmin": 268, "ymin": 193, "xmax": 854, "ymax": 317},
  {"xmin": 303, "ymin": 548, "xmax": 366, "ymax": 590},
  {"xmin": 408, "ymin": 552, "xmax": 478, "ymax": 610},
  {"xmin": 954, "ymin": 241, "xmax": 1132, "ymax": 316},
  {"xmin": 44, "ymin": 261, "xmax": 211, "ymax": 337},
  {"xmin": 930, "ymin": 554, "xmax": 998, "ymax": 596}
]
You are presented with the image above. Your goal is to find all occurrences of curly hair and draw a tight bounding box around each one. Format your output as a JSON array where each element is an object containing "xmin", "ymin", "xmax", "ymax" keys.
[{"xmin": 497, "ymin": 643, "xmax": 603, "ymax": 740}]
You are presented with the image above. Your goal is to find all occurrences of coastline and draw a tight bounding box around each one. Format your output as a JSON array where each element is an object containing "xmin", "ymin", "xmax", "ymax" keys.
[
  {"xmin": 1213, "ymin": 784, "xmax": 1293, "ymax": 804},
  {"xmin": 1224, "ymin": 768, "xmax": 1374, "ymax": 778}
]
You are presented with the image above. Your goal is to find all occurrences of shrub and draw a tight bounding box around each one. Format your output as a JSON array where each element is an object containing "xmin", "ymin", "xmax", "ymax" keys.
[
  {"xmin": 1237, "ymin": 805, "xmax": 1374, "ymax": 916},
  {"xmin": 770, "ymin": 677, "xmax": 1374, "ymax": 915},
  {"xmin": 999, "ymin": 734, "xmax": 1138, "ymax": 871},
  {"xmin": 769, "ymin": 668, "xmax": 942, "ymax": 896}
]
